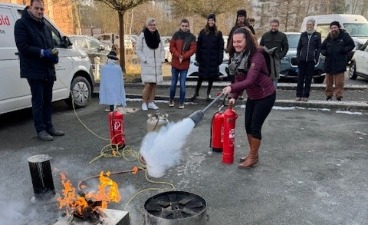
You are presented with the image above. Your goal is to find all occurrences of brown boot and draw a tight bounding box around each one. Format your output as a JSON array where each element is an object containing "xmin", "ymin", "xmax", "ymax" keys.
[
  {"xmin": 240, "ymin": 134, "xmax": 253, "ymax": 162},
  {"xmin": 239, "ymin": 137, "xmax": 261, "ymax": 169}
]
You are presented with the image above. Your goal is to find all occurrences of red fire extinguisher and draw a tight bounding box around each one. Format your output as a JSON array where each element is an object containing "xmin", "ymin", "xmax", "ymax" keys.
[
  {"xmin": 210, "ymin": 109, "xmax": 224, "ymax": 152},
  {"xmin": 108, "ymin": 111, "xmax": 125, "ymax": 148},
  {"xmin": 222, "ymin": 103, "xmax": 238, "ymax": 164}
]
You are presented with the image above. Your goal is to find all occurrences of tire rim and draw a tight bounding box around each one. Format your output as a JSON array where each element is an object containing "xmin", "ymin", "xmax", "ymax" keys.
[{"xmin": 73, "ymin": 82, "xmax": 89, "ymax": 104}]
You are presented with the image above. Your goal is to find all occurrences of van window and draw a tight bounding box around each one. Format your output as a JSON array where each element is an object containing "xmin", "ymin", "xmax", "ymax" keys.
[
  {"xmin": 344, "ymin": 23, "xmax": 368, "ymax": 37},
  {"xmin": 316, "ymin": 24, "xmax": 330, "ymax": 39},
  {"xmin": 44, "ymin": 20, "xmax": 62, "ymax": 47},
  {"xmin": 317, "ymin": 23, "xmax": 368, "ymax": 39}
]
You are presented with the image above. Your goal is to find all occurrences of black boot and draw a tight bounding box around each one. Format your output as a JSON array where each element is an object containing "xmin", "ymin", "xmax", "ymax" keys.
[
  {"xmin": 191, "ymin": 79, "xmax": 202, "ymax": 101},
  {"xmin": 206, "ymin": 79, "xmax": 213, "ymax": 101}
]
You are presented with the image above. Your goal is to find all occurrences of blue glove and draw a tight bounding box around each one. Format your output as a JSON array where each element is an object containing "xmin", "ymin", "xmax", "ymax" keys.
[{"xmin": 41, "ymin": 49, "xmax": 59, "ymax": 64}]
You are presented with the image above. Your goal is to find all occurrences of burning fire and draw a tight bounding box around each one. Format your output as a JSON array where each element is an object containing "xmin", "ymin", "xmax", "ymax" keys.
[{"xmin": 57, "ymin": 171, "xmax": 121, "ymax": 218}]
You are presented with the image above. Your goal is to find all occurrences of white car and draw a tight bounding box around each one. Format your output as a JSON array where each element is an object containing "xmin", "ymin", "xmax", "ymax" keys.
[
  {"xmin": 349, "ymin": 40, "xmax": 368, "ymax": 80},
  {"xmin": 187, "ymin": 52, "xmax": 229, "ymax": 80},
  {"xmin": 160, "ymin": 36, "xmax": 172, "ymax": 63}
]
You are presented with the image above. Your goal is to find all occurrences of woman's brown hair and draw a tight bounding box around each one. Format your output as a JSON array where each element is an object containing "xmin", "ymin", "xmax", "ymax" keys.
[{"xmin": 228, "ymin": 27, "xmax": 258, "ymax": 58}]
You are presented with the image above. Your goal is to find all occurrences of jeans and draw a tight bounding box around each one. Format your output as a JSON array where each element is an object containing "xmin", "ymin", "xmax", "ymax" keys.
[
  {"xmin": 296, "ymin": 61, "xmax": 314, "ymax": 98},
  {"xmin": 169, "ymin": 67, "xmax": 188, "ymax": 104},
  {"xmin": 27, "ymin": 79, "xmax": 54, "ymax": 133}
]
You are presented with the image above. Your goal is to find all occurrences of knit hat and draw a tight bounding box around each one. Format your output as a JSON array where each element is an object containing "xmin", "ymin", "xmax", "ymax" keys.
[
  {"xmin": 107, "ymin": 50, "xmax": 119, "ymax": 60},
  {"xmin": 207, "ymin": 14, "xmax": 216, "ymax": 21},
  {"xmin": 237, "ymin": 9, "xmax": 247, "ymax": 18},
  {"xmin": 330, "ymin": 21, "xmax": 341, "ymax": 28}
]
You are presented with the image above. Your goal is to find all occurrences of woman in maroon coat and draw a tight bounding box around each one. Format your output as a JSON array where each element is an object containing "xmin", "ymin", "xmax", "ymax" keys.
[{"xmin": 223, "ymin": 27, "xmax": 276, "ymax": 169}]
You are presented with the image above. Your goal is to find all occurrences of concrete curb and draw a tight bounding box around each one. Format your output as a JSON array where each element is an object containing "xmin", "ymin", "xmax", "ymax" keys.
[
  {"xmin": 125, "ymin": 94, "xmax": 368, "ymax": 111},
  {"xmin": 124, "ymin": 81, "xmax": 368, "ymax": 91}
]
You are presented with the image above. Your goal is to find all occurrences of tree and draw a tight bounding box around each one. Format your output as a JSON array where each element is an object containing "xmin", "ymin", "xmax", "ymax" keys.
[
  {"xmin": 170, "ymin": 0, "xmax": 239, "ymax": 19},
  {"xmin": 94, "ymin": 0, "xmax": 149, "ymax": 71}
]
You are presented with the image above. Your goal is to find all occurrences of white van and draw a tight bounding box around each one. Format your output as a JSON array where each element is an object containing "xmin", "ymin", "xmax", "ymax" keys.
[
  {"xmin": 0, "ymin": 3, "xmax": 94, "ymax": 115},
  {"xmin": 300, "ymin": 14, "xmax": 368, "ymax": 46}
]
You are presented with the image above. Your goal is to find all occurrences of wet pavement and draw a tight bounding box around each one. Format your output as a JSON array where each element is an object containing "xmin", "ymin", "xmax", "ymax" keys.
[{"xmin": 1, "ymin": 80, "xmax": 368, "ymax": 225}]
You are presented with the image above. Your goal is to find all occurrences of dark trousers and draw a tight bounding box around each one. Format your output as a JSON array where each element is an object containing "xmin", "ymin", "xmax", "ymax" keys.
[
  {"xmin": 194, "ymin": 77, "xmax": 214, "ymax": 96},
  {"xmin": 245, "ymin": 92, "xmax": 276, "ymax": 140},
  {"xmin": 296, "ymin": 61, "xmax": 314, "ymax": 98},
  {"xmin": 27, "ymin": 79, "xmax": 54, "ymax": 133}
]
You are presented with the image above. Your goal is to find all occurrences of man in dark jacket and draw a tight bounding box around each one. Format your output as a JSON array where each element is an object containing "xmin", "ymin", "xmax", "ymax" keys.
[
  {"xmin": 296, "ymin": 18, "xmax": 321, "ymax": 102},
  {"xmin": 320, "ymin": 21, "xmax": 355, "ymax": 101},
  {"xmin": 260, "ymin": 19, "xmax": 289, "ymax": 87},
  {"xmin": 169, "ymin": 18, "xmax": 196, "ymax": 109},
  {"xmin": 14, "ymin": 0, "xmax": 64, "ymax": 141}
]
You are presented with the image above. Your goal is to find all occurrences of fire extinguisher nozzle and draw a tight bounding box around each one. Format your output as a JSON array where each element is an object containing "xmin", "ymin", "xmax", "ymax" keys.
[{"xmin": 188, "ymin": 110, "xmax": 204, "ymax": 126}]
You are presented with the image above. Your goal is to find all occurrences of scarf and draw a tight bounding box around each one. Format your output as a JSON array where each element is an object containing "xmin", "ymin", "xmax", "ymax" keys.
[
  {"xmin": 144, "ymin": 28, "xmax": 160, "ymax": 49},
  {"xmin": 306, "ymin": 29, "xmax": 316, "ymax": 35},
  {"xmin": 228, "ymin": 50, "xmax": 250, "ymax": 75}
]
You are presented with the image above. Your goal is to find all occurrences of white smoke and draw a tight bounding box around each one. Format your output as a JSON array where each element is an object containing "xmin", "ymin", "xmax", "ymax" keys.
[{"xmin": 140, "ymin": 118, "xmax": 195, "ymax": 178}]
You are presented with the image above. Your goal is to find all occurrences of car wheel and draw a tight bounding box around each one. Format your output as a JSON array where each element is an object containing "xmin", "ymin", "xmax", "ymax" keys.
[
  {"xmin": 349, "ymin": 62, "xmax": 357, "ymax": 80},
  {"xmin": 65, "ymin": 76, "xmax": 91, "ymax": 109},
  {"xmin": 313, "ymin": 77, "xmax": 325, "ymax": 84}
]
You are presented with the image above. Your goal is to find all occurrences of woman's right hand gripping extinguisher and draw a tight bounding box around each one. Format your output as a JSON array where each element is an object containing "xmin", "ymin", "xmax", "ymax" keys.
[
  {"xmin": 222, "ymin": 103, "xmax": 238, "ymax": 164},
  {"xmin": 210, "ymin": 106, "xmax": 224, "ymax": 152}
]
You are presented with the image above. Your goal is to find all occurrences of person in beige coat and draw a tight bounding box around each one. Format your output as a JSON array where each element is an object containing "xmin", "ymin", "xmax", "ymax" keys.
[{"xmin": 136, "ymin": 18, "xmax": 165, "ymax": 110}]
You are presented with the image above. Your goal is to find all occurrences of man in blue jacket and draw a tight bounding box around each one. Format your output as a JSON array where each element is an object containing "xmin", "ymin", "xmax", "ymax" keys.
[
  {"xmin": 320, "ymin": 21, "xmax": 355, "ymax": 101},
  {"xmin": 14, "ymin": 0, "xmax": 64, "ymax": 141}
]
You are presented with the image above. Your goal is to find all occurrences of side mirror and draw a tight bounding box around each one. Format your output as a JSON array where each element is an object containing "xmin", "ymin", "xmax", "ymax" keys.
[
  {"xmin": 98, "ymin": 45, "xmax": 105, "ymax": 51},
  {"xmin": 61, "ymin": 36, "xmax": 72, "ymax": 48}
]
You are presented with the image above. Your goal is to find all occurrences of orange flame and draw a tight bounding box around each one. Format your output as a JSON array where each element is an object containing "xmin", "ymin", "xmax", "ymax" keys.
[{"xmin": 57, "ymin": 171, "xmax": 121, "ymax": 216}]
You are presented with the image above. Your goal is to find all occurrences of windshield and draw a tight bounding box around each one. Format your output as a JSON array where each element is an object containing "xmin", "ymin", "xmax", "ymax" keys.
[
  {"xmin": 317, "ymin": 23, "xmax": 368, "ymax": 38},
  {"xmin": 343, "ymin": 23, "xmax": 368, "ymax": 37},
  {"xmin": 287, "ymin": 34, "xmax": 300, "ymax": 48}
]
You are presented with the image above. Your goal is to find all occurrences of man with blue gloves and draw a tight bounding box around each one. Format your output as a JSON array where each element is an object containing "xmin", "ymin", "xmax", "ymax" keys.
[{"xmin": 14, "ymin": 0, "xmax": 64, "ymax": 141}]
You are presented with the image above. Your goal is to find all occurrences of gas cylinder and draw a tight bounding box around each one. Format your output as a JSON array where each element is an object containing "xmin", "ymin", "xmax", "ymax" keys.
[
  {"xmin": 108, "ymin": 110, "xmax": 125, "ymax": 148},
  {"xmin": 210, "ymin": 110, "xmax": 224, "ymax": 152},
  {"xmin": 147, "ymin": 113, "xmax": 169, "ymax": 132},
  {"xmin": 222, "ymin": 104, "xmax": 238, "ymax": 164}
]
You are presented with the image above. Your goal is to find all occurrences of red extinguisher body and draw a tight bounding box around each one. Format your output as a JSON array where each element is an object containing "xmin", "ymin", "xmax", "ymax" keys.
[
  {"xmin": 222, "ymin": 105, "xmax": 238, "ymax": 164},
  {"xmin": 210, "ymin": 111, "xmax": 224, "ymax": 152},
  {"xmin": 108, "ymin": 111, "xmax": 125, "ymax": 148}
]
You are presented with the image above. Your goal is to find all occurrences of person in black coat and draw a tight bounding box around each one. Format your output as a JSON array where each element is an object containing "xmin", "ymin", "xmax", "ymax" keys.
[
  {"xmin": 14, "ymin": 0, "xmax": 64, "ymax": 141},
  {"xmin": 191, "ymin": 14, "xmax": 224, "ymax": 101},
  {"xmin": 320, "ymin": 21, "xmax": 355, "ymax": 101},
  {"xmin": 296, "ymin": 18, "xmax": 321, "ymax": 102}
]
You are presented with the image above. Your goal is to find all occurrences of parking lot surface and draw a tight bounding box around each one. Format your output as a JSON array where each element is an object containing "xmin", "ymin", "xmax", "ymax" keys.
[{"xmin": 1, "ymin": 96, "xmax": 368, "ymax": 225}]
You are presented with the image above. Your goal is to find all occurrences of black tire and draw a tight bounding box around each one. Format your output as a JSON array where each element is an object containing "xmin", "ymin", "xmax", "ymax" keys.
[
  {"xmin": 313, "ymin": 77, "xmax": 325, "ymax": 84},
  {"xmin": 65, "ymin": 76, "xmax": 91, "ymax": 109},
  {"xmin": 349, "ymin": 62, "xmax": 357, "ymax": 80}
]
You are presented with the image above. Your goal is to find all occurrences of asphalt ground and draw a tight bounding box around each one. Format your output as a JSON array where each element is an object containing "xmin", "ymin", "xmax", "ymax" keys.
[{"xmin": 1, "ymin": 78, "xmax": 368, "ymax": 225}]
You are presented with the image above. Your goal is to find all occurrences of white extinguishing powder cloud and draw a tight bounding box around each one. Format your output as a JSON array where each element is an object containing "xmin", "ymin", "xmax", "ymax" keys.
[{"xmin": 139, "ymin": 118, "xmax": 195, "ymax": 178}]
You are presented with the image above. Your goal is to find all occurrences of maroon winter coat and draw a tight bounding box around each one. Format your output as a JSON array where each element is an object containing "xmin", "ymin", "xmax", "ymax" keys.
[{"xmin": 231, "ymin": 48, "xmax": 275, "ymax": 100}]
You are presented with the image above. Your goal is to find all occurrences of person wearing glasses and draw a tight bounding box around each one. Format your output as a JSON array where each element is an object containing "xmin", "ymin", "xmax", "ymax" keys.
[
  {"xmin": 136, "ymin": 18, "xmax": 165, "ymax": 111},
  {"xmin": 168, "ymin": 18, "xmax": 197, "ymax": 109},
  {"xmin": 295, "ymin": 18, "xmax": 321, "ymax": 102}
]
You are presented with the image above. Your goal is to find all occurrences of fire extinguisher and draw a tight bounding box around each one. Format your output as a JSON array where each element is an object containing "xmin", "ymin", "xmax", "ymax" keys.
[
  {"xmin": 222, "ymin": 103, "xmax": 238, "ymax": 164},
  {"xmin": 210, "ymin": 108, "xmax": 224, "ymax": 152},
  {"xmin": 108, "ymin": 111, "xmax": 125, "ymax": 148}
]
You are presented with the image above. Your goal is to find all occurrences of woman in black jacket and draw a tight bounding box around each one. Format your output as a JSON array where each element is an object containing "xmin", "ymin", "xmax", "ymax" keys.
[
  {"xmin": 191, "ymin": 14, "xmax": 224, "ymax": 101},
  {"xmin": 296, "ymin": 18, "xmax": 321, "ymax": 102}
]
